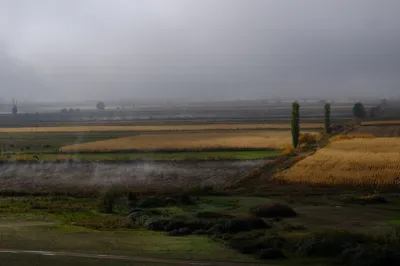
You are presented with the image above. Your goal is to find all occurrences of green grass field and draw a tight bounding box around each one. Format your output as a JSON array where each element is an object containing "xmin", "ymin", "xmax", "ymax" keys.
[
  {"xmin": 0, "ymin": 150, "xmax": 281, "ymax": 162},
  {"xmin": 0, "ymin": 192, "xmax": 399, "ymax": 265}
]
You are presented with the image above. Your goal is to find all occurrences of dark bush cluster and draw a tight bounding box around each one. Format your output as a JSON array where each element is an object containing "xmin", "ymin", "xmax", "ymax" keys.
[
  {"xmin": 135, "ymin": 195, "xmax": 194, "ymax": 208},
  {"xmin": 208, "ymin": 216, "xmax": 270, "ymax": 236},
  {"xmin": 228, "ymin": 232, "xmax": 286, "ymax": 256},
  {"xmin": 293, "ymin": 230, "xmax": 400, "ymax": 266},
  {"xmin": 196, "ymin": 211, "xmax": 234, "ymax": 219},
  {"xmin": 250, "ymin": 203, "xmax": 297, "ymax": 218},
  {"xmin": 129, "ymin": 209, "xmax": 213, "ymax": 236}
]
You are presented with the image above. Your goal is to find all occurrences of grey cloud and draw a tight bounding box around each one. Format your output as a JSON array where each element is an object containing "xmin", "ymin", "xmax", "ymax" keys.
[{"xmin": 1, "ymin": 0, "xmax": 400, "ymax": 101}]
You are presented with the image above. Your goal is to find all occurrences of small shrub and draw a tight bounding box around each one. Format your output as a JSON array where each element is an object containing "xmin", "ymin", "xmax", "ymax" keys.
[
  {"xmin": 127, "ymin": 191, "xmax": 137, "ymax": 202},
  {"xmin": 293, "ymin": 230, "xmax": 370, "ymax": 258},
  {"xmin": 250, "ymin": 204, "xmax": 297, "ymax": 218},
  {"xmin": 282, "ymin": 145, "xmax": 295, "ymax": 155},
  {"xmin": 164, "ymin": 219, "xmax": 187, "ymax": 231},
  {"xmin": 228, "ymin": 238, "xmax": 264, "ymax": 254},
  {"xmin": 339, "ymin": 244, "xmax": 400, "ymax": 266},
  {"xmin": 178, "ymin": 193, "xmax": 194, "ymax": 205},
  {"xmin": 168, "ymin": 228, "xmax": 192, "ymax": 237},
  {"xmin": 258, "ymin": 248, "xmax": 287, "ymax": 260},
  {"xmin": 145, "ymin": 218, "xmax": 169, "ymax": 231},
  {"xmin": 196, "ymin": 212, "xmax": 234, "ymax": 219},
  {"xmin": 184, "ymin": 219, "xmax": 213, "ymax": 230},
  {"xmin": 208, "ymin": 216, "xmax": 270, "ymax": 235},
  {"xmin": 186, "ymin": 185, "xmax": 215, "ymax": 196},
  {"xmin": 128, "ymin": 209, "xmax": 162, "ymax": 225},
  {"xmin": 299, "ymin": 133, "xmax": 319, "ymax": 147},
  {"xmin": 99, "ymin": 189, "xmax": 117, "ymax": 213},
  {"xmin": 282, "ymin": 222, "xmax": 307, "ymax": 232},
  {"xmin": 228, "ymin": 233, "xmax": 286, "ymax": 255},
  {"xmin": 136, "ymin": 196, "xmax": 167, "ymax": 208},
  {"xmin": 178, "ymin": 227, "xmax": 192, "ymax": 235},
  {"xmin": 193, "ymin": 229, "xmax": 208, "ymax": 235},
  {"xmin": 75, "ymin": 216, "xmax": 135, "ymax": 230}
]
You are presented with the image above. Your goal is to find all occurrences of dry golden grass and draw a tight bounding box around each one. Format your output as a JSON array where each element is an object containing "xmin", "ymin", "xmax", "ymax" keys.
[
  {"xmin": 60, "ymin": 131, "xmax": 308, "ymax": 152},
  {"xmin": 330, "ymin": 133, "xmax": 376, "ymax": 142},
  {"xmin": 274, "ymin": 138, "xmax": 400, "ymax": 186},
  {"xmin": 0, "ymin": 123, "xmax": 323, "ymax": 133}
]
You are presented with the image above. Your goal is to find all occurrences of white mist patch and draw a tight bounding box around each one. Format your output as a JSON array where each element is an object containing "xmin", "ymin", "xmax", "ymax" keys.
[{"xmin": 0, "ymin": 160, "xmax": 267, "ymax": 190}]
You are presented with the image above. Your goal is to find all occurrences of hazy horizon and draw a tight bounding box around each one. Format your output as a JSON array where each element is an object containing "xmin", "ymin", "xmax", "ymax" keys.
[{"xmin": 1, "ymin": 0, "xmax": 400, "ymax": 102}]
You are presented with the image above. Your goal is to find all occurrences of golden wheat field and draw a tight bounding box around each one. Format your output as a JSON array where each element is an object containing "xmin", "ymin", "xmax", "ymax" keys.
[
  {"xmin": 59, "ymin": 131, "xmax": 305, "ymax": 152},
  {"xmin": 274, "ymin": 138, "xmax": 400, "ymax": 186},
  {"xmin": 0, "ymin": 123, "xmax": 323, "ymax": 133}
]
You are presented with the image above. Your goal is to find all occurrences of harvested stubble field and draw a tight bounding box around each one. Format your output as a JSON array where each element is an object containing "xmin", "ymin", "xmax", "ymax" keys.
[
  {"xmin": 59, "ymin": 130, "xmax": 311, "ymax": 152},
  {"xmin": 0, "ymin": 123, "xmax": 323, "ymax": 133},
  {"xmin": 352, "ymin": 125, "xmax": 400, "ymax": 137},
  {"xmin": 274, "ymin": 137, "xmax": 400, "ymax": 186}
]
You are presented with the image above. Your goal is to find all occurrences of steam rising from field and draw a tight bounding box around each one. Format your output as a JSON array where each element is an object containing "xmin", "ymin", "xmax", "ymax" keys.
[{"xmin": 0, "ymin": 160, "xmax": 266, "ymax": 191}]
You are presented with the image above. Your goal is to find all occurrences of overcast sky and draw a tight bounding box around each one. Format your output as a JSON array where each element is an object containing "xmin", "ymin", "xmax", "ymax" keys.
[{"xmin": 1, "ymin": 0, "xmax": 400, "ymax": 102}]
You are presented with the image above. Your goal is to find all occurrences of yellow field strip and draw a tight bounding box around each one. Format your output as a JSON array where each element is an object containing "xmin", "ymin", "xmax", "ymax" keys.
[
  {"xmin": 59, "ymin": 131, "xmax": 301, "ymax": 152},
  {"xmin": 274, "ymin": 138, "xmax": 400, "ymax": 185}
]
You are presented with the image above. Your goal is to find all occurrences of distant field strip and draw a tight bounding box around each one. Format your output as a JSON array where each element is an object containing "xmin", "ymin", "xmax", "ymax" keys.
[
  {"xmin": 60, "ymin": 131, "xmax": 299, "ymax": 152},
  {"xmin": 274, "ymin": 138, "xmax": 400, "ymax": 186},
  {"xmin": 362, "ymin": 120, "xmax": 400, "ymax": 126},
  {"xmin": 0, "ymin": 123, "xmax": 323, "ymax": 133},
  {"xmin": 1, "ymin": 150, "xmax": 281, "ymax": 162}
]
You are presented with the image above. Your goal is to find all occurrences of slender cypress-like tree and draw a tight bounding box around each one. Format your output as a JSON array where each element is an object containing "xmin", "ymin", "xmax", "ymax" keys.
[
  {"xmin": 324, "ymin": 103, "xmax": 331, "ymax": 134},
  {"xmin": 291, "ymin": 102, "xmax": 300, "ymax": 148}
]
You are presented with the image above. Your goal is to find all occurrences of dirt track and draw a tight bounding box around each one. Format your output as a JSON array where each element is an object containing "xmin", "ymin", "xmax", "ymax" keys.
[{"xmin": 0, "ymin": 160, "xmax": 266, "ymax": 191}]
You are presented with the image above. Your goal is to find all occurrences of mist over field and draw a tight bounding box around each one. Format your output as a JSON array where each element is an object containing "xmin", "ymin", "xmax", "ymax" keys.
[{"xmin": 1, "ymin": 0, "xmax": 400, "ymax": 102}]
